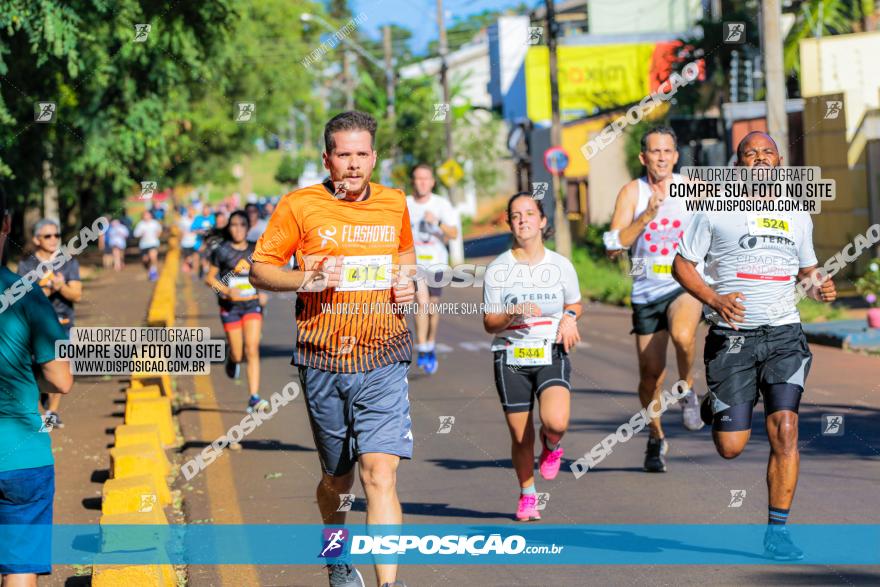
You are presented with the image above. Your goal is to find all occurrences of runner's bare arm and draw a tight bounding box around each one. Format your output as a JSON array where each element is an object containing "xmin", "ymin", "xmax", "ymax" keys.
[
  {"xmin": 250, "ymin": 259, "xmax": 340, "ymax": 292},
  {"xmin": 392, "ymin": 247, "xmax": 417, "ymax": 304},
  {"xmin": 797, "ymin": 265, "xmax": 837, "ymax": 303},
  {"xmin": 483, "ymin": 303, "xmax": 541, "ymax": 334},
  {"xmin": 40, "ymin": 359, "xmax": 73, "ymax": 394},
  {"xmin": 58, "ymin": 279, "xmax": 82, "ymax": 303},
  {"xmin": 615, "ymin": 180, "xmax": 661, "ymax": 248},
  {"xmin": 556, "ymin": 302, "xmax": 582, "ymax": 351},
  {"xmin": 606, "ymin": 181, "xmax": 641, "ymax": 259},
  {"xmin": 204, "ymin": 264, "xmax": 231, "ymax": 297},
  {"xmin": 438, "ymin": 223, "xmax": 458, "ymax": 241},
  {"xmin": 673, "ymin": 255, "xmax": 746, "ymax": 330}
]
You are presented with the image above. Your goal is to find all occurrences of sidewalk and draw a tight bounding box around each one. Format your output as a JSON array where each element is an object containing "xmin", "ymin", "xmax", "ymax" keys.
[
  {"xmin": 803, "ymin": 319, "xmax": 880, "ymax": 352},
  {"xmin": 42, "ymin": 258, "xmax": 166, "ymax": 587}
]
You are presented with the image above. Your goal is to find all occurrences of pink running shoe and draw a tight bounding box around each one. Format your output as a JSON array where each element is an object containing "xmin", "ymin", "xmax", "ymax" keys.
[
  {"xmin": 515, "ymin": 493, "xmax": 541, "ymax": 521},
  {"xmin": 539, "ymin": 445, "xmax": 564, "ymax": 480}
]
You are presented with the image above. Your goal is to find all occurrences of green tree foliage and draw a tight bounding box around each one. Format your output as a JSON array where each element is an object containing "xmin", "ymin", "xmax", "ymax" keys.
[
  {"xmin": 454, "ymin": 110, "xmax": 505, "ymax": 198},
  {"xmin": 782, "ymin": 0, "xmax": 871, "ymax": 75},
  {"xmin": 0, "ymin": 0, "xmax": 320, "ymax": 234},
  {"xmin": 275, "ymin": 152, "xmax": 306, "ymax": 186}
]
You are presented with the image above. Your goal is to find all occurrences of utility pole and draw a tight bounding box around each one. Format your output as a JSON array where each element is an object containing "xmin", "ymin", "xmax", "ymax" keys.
[
  {"xmin": 384, "ymin": 24, "xmax": 397, "ymax": 178},
  {"xmin": 343, "ymin": 51, "xmax": 354, "ymax": 110},
  {"xmin": 761, "ymin": 0, "xmax": 789, "ymax": 162},
  {"xmin": 383, "ymin": 25, "xmax": 395, "ymax": 119},
  {"xmin": 437, "ymin": 0, "xmax": 459, "ymax": 204},
  {"xmin": 546, "ymin": 0, "xmax": 572, "ymax": 257}
]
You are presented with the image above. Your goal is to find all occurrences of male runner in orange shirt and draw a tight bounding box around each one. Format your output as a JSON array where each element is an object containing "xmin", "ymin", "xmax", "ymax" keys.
[{"xmin": 250, "ymin": 111, "xmax": 416, "ymax": 587}]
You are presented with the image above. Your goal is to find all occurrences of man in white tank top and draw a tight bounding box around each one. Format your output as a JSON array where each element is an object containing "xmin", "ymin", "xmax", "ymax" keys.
[{"xmin": 604, "ymin": 127, "xmax": 704, "ymax": 473}]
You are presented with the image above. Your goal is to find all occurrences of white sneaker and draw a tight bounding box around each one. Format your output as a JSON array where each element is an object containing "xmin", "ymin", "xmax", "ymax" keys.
[{"xmin": 681, "ymin": 388, "xmax": 705, "ymax": 431}]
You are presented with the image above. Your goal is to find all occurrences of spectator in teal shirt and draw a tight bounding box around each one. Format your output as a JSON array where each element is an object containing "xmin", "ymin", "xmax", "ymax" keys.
[{"xmin": 0, "ymin": 186, "xmax": 73, "ymax": 583}]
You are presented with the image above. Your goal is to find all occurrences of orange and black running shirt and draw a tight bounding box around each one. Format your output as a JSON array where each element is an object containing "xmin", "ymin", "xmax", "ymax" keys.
[{"xmin": 252, "ymin": 181, "xmax": 415, "ymax": 373}]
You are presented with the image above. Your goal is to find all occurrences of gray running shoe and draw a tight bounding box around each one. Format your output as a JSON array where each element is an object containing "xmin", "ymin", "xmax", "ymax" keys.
[
  {"xmin": 644, "ymin": 437, "xmax": 668, "ymax": 472},
  {"xmin": 764, "ymin": 527, "xmax": 804, "ymax": 561},
  {"xmin": 380, "ymin": 582, "xmax": 407, "ymax": 587},
  {"xmin": 681, "ymin": 388, "xmax": 705, "ymax": 431},
  {"xmin": 327, "ymin": 564, "xmax": 364, "ymax": 587}
]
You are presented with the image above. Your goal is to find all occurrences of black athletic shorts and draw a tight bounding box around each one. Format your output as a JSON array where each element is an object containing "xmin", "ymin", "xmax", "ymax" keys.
[
  {"xmin": 493, "ymin": 344, "xmax": 571, "ymax": 413},
  {"xmin": 630, "ymin": 288, "xmax": 686, "ymax": 335},
  {"xmin": 704, "ymin": 323, "xmax": 812, "ymax": 431},
  {"xmin": 426, "ymin": 269, "xmax": 444, "ymax": 298},
  {"xmin": 219, "ymin": 300, "xmax": 262, "ymax": 331}
]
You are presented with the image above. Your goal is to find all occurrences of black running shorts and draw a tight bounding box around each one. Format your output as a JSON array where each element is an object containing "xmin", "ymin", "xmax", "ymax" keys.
[
  {"xmin": 630, "ymin": 288, "xmax": 686, "ymax": 335},
  {"xmin": 703, "ymin": 323, "xmax": 812, "ymax": 431},
  {"xmin": 493, "ymin": 344, "xmax": 571, "ymax": 413}
]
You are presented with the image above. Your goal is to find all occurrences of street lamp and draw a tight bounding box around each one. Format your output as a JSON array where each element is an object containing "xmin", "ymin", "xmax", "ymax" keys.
[{"xmin": 300, "ymin": 12, "xmax": 395, "ymax": 117}]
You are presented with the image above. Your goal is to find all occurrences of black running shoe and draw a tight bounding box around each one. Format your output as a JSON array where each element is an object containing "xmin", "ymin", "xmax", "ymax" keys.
[
  {"xmin": 764, "ymin": 526, "xmax": 805, "ymax": 561},
  {"xmin": 644, "ymin": 437, "xmax": 668, "ymax": 472},
  {"xmin": 700, "ymin": 394, "xmax": 714, "ymax": 427},
  {"xmin": 224, "ymin": 356, "xmax": 240, "ymax": 379}
]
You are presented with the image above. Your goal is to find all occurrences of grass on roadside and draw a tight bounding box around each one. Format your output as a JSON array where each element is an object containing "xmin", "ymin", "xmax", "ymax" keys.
[
  {"xmin": 569, "ymin": 247, "xmax": 631, "ymax": 307},
  {"xmin": 795, "ymin": 297, "xmax": 847, "ymax": 323}
]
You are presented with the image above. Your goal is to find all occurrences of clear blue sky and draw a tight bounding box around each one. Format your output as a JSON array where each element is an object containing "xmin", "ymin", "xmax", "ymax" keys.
[{"xmin": 350, "ymin": 0, "xmax": 532, "ymax": 54}]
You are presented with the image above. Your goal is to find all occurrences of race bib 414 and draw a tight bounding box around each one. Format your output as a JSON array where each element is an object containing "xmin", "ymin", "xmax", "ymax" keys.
[{"xmin": 337, "ymin": 255, "xmax": 393, "ymax": 291}]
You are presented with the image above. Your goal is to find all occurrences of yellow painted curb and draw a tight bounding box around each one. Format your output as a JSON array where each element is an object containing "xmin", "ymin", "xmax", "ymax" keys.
[
  {"xmin": 114, "ymin": 423, "xmax": 163, "ymax": 451},
  {"xmin": 102, "ymin": 474, "xmax": 166, "ymax": 515},
  {"xmin": 92, "ymin": 563, "xmax": 175, "ymax": 587},
  {"xmin": 99, "ymin": 509, "xmax": 170, "ymax": 552},
  {"xmin": 112, "ymin": 426, "xmax": 171, "ymax": 475},
  {"xmin": 125, "ymin": 396, "xmax": 175, "ymax": 446},
  {"xmin": 111, "ymin": 441, "xmax": 172, "ymax": 480},
  {"xmin": 110, "ymin": 444, "xmax": 172, "ymax": 504},
  {"xmin": 126, "ymin": 385, "xmax": 162, "ymax": 402},
  {"xmin": 131, "ymin": 372, "xmax": 174, "ymax": 400}
]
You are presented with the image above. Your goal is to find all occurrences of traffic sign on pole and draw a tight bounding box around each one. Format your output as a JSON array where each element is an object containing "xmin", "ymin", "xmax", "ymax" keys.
[
  {"xmin": 543, "ymin": 147, "xmax": 569, "ymax": 175},
  {"xmin": 437, "ymin": 158, "xmax": 464, "ymax": 187}
]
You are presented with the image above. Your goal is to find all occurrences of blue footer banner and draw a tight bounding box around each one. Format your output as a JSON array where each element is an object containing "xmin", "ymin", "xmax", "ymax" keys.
[{"xmin": 2, "ymin": 524, "xmax": 878, "ymax": 565}]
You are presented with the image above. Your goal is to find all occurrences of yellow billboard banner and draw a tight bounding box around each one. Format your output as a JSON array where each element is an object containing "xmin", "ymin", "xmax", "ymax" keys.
[{"xmin": 526, "ymin": 43, "xmax": 658, "ymax": 122}]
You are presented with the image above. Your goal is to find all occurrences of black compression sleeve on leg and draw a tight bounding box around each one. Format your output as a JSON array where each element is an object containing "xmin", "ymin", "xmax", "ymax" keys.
[
  {"xmin": 763, "ymin": 383, "xmax": 803, "ymax": 415},
  {"xmin": 712, "ymin": 401, "xmax": 755, "ymax": 432}
]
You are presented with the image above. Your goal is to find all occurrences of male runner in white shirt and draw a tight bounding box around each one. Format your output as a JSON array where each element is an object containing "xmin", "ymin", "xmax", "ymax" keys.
[
  {"xmin": 605, "ymin": 127, "xmax": 704, "ymax": 473},
  {"xmin": 673, "ymin": 131, "xmax": 837, "ymax": 560}
]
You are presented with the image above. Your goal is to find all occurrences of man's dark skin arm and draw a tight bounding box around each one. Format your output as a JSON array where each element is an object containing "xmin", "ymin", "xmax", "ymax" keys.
[
  {"xmin": 673, "ymin": 255, "xmax": 746, "ymax": 330},
  {"xmin": 796, "ymin": 265, "xmax": 837, "ymax": 302}
]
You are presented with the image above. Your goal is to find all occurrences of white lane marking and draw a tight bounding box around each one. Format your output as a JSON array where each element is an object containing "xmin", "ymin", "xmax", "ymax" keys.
[{"xmin": 460, "ymin": 341, "xmax": 493, "ymax": 352}]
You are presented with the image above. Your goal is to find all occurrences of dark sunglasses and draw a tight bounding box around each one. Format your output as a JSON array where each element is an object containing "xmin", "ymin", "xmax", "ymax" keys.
[{"xmin": 39, "ymin": 233, "xmax": 61, "ymax": 239}]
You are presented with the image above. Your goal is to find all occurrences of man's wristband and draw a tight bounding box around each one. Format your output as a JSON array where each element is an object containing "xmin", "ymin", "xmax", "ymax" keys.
[{"xmin": 563, "ymin": 309, "xmax": 577, "ymax": 320}]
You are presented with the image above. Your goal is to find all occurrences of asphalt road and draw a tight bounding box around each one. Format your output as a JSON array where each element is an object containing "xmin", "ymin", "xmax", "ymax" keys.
[{"xmin": 177, "ymin": 274, "xmax": 880, "ymax": 587}]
